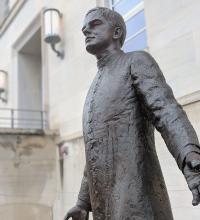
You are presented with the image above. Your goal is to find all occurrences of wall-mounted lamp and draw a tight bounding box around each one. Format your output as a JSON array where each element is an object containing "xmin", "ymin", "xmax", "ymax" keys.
[
  {"xmin": 43, "ymin": 8, "xmax": 64, "ymax": 59},
  {"xmin": 57, "ymin": 141, "xmax": 68, "ymax": 159},
  {"xmin": 0, "ymin": 70, "xmax": 8, "ymax": 103}
]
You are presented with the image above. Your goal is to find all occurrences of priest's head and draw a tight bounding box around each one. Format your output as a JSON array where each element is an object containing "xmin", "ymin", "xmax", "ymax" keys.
[{"xmin": 82, "ymin": 7, "xmax": 126, "ymax": 55}]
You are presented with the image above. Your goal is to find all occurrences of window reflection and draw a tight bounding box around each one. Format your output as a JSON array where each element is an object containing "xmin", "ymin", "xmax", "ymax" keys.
[
  {"xmin": 126, "ymin": 10, "xmax": 145, "ymax": 40},
  {"xmin": 111, "ymin": 0, "xmax": 147, "ymax": 52},
  {"xmin": 114, "ymin": 0, "xmax": 142, "ymax": 16},
  {"xmin": 123, "ymin": 30, "xmax": 147, "ymax": 52}
]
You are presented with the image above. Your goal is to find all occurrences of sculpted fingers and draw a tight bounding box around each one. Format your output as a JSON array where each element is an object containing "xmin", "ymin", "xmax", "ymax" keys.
[
  {"xmin": 183, "ymin": 154, "xmax": 200, "ymax": 206},
  {"xmin": 79, "ymin": 209, "xmax": 88, "ymax": 220},
  {"xmin": 64, "ymin": 213, "xmax": 71, "ymax": 220},
  {"xmin": 191, "ymin": 188, "xmax": 200, "ymax": 206},
  {"xmin": 185, "ymin": 152, "xmax": 200, "ymax": 172},
  {"xmin": 64, "ymin": 206, "xmax": 88, "ymax": 220},
  {"xmin": 64, "ymin": 208, "xmax": 75, "ymax": 220},
  {"xmin": 190, "ymin": 160, "xmax": 200, "ymax": 170}
]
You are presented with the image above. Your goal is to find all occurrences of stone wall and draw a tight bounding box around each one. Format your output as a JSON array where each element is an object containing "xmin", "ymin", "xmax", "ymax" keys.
[
  {"xmin": 0, "ymin": 130, "xmax": 58, "ymax": 220},
  {"xmin": 144, "ymin": 0, "xmax": 200, "ymax": 98}
]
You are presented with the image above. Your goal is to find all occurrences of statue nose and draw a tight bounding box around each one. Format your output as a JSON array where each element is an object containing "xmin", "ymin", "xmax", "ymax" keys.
[
  {"xmin": 82, "ymin": 25, "xmax": 92, "ymax": 36},
  {"xmin": 83, "ymin": 30, "xmax": 90, "ymax": 36}
]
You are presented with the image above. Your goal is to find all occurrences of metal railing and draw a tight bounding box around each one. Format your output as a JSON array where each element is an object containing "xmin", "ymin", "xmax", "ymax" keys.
[{"xmin": 0, "ymin": 108, "xmax": 48, "ymax": 130}]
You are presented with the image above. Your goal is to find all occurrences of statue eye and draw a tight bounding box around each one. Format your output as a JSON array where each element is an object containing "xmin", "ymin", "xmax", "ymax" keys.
[{"xmin": 92, "ymin": 20, "xmax": 102, "ymax": 26}]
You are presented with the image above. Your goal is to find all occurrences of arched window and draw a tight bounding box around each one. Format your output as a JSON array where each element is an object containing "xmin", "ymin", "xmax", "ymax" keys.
[{"xmin": 111, "ymin": 0, "xmax": 147, "ymax": 52}]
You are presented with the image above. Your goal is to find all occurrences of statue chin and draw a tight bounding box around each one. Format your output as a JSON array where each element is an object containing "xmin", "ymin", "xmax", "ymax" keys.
[
  {"xmin": 86, "ymin": 44, "xmax": 98, "ymax": 55},
  {"xmin": 85, "ymin": 41, "xmax": 108, "ymax": 55}
]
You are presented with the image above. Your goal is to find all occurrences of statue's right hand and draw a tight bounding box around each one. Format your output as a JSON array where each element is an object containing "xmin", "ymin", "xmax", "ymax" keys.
[{"xmin": 64, "ymin": 206, "xmax": 88, "ymax": 220}]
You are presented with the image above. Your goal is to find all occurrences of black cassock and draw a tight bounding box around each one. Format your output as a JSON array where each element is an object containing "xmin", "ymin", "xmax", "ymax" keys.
[{"xmin": 77, "ymin": 50, "xmax": 200, "ymax": 220}]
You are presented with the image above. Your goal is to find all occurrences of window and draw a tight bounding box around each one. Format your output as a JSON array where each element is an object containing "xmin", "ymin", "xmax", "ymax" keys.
[
  {"xmin": 0, "ymin": 0, "xmax": 18, "ymax": 24},
  {"xmin": 0, "ymin": 0, "xmax": 9, "ymax": 24},
  {"xmin": 8, "ymin": 0, "xmax": 18, "ymax": 9},
  {"xmin": 111, "ymin": 0, "xmax": 147, "ymax": 52},
  {"xmin": 0, "ymin": 0, "xmax": 25, "ymax": 36}
]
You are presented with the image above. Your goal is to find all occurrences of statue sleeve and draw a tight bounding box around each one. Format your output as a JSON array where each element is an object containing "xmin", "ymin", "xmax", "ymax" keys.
[
  {"xmin": 130, "ymin": 51, "xmax": 200, "ymax": 171},
  {"xmin": 76, "ymin": 166, "xmax": 91, "ymax": 211}
]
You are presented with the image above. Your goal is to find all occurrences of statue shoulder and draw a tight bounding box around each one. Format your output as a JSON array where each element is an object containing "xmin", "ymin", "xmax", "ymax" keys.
[
  {"xmin": 125, "ymin": 51, "xmax": 157, "ymax": 67},
  {"xmin": 126, "ymin": 50, "xmax": 152, "ymax": 62}
]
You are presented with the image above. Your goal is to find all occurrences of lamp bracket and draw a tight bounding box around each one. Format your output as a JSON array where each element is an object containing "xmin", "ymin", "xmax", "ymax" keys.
[
  {"xmin": 0, "ymin": 91, "xmax": 7, "ymax": 103},
  {"xmin": 51, "ymin": 43, "xmax": 64, "ymax": 59}
]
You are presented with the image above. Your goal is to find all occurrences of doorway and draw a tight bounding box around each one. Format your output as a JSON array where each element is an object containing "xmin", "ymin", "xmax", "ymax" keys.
[
  {"xmin": 18, "ymin": 28, "xmax": 42, "ymax": 111},
  {"xmin": 17, "ymin": 28, "xmax": 43, "ymax": 128}
]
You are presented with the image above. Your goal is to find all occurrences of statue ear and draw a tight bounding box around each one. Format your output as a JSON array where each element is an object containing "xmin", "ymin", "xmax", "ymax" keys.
[{"xmin": 113, "ymin": 27, "xmax": 122, "ymax": 40}]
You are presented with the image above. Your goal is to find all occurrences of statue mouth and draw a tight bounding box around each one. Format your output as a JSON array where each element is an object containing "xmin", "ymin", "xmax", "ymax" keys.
[{"xmin": 85, "ymin": 36, "xmax": 95, "ymax": 43}]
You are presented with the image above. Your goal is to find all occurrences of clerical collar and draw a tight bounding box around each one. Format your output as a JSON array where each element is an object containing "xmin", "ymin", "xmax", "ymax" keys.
[{"xmin": 97, "ymin": 50, "xmax": 123, "ymax": 69}]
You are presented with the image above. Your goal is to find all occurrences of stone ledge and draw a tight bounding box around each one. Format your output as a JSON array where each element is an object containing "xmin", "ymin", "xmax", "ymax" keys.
[
  {"xmin": 177, "ymin": 90, "xmax": 200, "ymax": 106},
  {"xmin": 0, "ymin": 128, "xmax": 59, "ymax": 136}
]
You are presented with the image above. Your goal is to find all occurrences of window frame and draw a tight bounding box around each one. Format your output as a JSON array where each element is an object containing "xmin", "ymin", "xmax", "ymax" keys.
[
  {"xmin": 110, "ymin": 0, "xmax": 147, "ymax": 51},
  {"xmin": 0, "ymin": 0, "xmax": 26, "ymax": 37}
]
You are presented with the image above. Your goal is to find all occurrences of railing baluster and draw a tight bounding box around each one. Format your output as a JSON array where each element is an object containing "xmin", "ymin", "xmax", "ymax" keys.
[
  {"xmin": 41, "ymin": 110, "xmax": 44, "ymax": 130},
  {"xmin": 0, "ymin": 108, "xmax": 47, "ymax": 130},
  {"xmin": 11, "ymin": 109, "xmax": 14, "ymax": 128}
]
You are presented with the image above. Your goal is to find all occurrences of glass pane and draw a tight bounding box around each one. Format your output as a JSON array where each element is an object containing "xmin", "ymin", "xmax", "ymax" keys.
[
  {"xmin": 0, "ymin": 0, "xmax": 20, "ymax": 25},
  {"xmin": 123, "ymin": 30, "xmax": 147, "ymax": 52},
  {"xmin": 126, "ymin": 10, "xmax": 145, "ymax": 40},
  {"xmin": 9, "ymin": 0, "xmax": 18, "ymax": 9},
  {"xmin": 114, "ymin": 0, "xmax": 142, "ymax": 16},
  {"xmin": 112, "ymin": 0, "xmax": 119, "ymax": 4}
]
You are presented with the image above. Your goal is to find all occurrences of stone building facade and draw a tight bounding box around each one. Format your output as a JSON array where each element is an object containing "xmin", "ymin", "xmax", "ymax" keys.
[{"xmin": 0, "ymin": 0, "xmax": 200, "ymax": 219}]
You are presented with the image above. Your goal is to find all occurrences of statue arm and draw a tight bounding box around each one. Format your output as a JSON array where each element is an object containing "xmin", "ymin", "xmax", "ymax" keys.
[
  {"xmin": 77, "ymin": 166, "xmax": 91, "ymax": 211},
  {"xmin": 130, "ymin": 51, "xmax": 200, "ymax": 171}
]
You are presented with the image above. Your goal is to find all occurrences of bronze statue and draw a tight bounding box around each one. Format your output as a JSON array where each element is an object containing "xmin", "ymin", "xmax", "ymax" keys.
[{"xmin": 65, "ymin": 7, "xmax": 200, "ymax": 220}]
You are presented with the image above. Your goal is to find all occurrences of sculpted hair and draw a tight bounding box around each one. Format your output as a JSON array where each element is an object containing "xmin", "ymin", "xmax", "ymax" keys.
[{"xmin": 86, "ymin": 7, "xmax": 127, "ymax": 47}]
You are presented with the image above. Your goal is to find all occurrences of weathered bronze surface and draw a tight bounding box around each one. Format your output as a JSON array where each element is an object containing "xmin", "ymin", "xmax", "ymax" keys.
[{"xmin": 65, "ymin": 7, "xmax": 200, "ymax": 220}]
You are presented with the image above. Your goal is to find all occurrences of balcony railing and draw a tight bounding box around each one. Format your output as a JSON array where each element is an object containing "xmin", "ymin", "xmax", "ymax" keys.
[{"xmin": 0, "ymin": 108, "xmax": 48, "ymax": 130}]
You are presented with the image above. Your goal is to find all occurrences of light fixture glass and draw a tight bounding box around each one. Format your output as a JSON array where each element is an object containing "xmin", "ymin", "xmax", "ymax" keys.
[
  {"xmin": 43, "ymin": 8, "xmax": 64, "ymax": 58},
  {"xmin": 0, "ymin": 70, "xmax": 8, "ymax": 103}
]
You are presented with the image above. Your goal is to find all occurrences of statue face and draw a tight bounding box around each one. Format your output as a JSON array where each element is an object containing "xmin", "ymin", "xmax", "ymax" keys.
[{"xmin": 82, "ymin": 11, "xmax": 115, "ymax": 55}]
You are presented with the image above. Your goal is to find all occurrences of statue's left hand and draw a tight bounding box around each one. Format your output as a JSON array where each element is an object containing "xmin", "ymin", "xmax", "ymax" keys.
[{"xmin": 183, "ymin": 152, "xmax": 200, "ymax": 206}]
